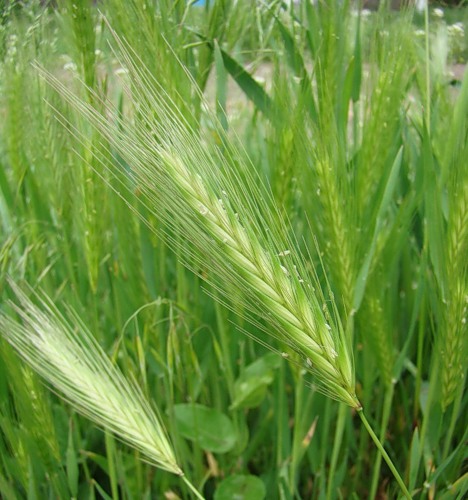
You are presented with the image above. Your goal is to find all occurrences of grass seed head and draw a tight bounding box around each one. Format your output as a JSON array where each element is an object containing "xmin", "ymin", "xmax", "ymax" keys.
[
  {"xmin": 0, "ymin": 282, "xmax": 182, "ymax": 476},
  {"xmin": 35, "ymin": 24, "xmax": 361, "ymax": 409}
]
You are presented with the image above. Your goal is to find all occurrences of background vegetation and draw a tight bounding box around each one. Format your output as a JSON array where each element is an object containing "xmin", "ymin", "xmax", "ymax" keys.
[{"xmin": 0, "ymin": 0, "xmax": 467, "ymax": 498}]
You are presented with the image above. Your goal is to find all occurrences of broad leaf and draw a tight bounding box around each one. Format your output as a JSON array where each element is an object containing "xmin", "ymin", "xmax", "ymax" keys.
[
  {"xmin": 214, "ymin": 475, "xmax": 266, "ymax": 500},
  {"xmin": 174, "ymin": 403, "xmax": 237, "ymax": 453}
]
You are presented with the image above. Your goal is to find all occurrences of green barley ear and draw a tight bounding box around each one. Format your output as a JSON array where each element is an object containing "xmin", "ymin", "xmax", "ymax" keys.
[
  {"xmin": 36, "ymin": 28, "xmax": 360, "ymax": 410},
  {"xmin": 0, "ymin": 280, "xmax": 182, "ymax": 476}
]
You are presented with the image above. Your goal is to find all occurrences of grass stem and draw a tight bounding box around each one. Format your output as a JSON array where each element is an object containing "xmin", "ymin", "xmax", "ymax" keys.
[
  {"xmin": 358, "ymin": 409, "xmax": 411, "ymax": 499},
  {"xmin": 182, "ymin": 475, "xmax": 205, "ymax": 500}
]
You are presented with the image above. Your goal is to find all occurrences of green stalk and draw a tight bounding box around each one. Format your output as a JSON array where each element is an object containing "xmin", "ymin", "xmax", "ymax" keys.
[
  {"xmin": 358, "ymin": 409, "xmax": 411, "ymax": 499},
  {"xmin": 182, "ymin": 475, "xmax": 205, "ymax": 500}
]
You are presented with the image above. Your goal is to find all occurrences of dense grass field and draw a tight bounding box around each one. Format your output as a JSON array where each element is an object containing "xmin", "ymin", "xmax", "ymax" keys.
[{"xmin": 0, "ymin": 1, "xmax": 467, "ymax": 498}]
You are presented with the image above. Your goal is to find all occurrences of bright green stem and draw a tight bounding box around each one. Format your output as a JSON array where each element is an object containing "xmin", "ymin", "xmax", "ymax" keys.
[
  {"xmin": 358, "ymin": 410, "xmax": 411, "ymax": 499},
  {"xmin": 369, "ymin": 384, "xmax": 395, "ymax": 499},
  {"xmin": 182, "ymin": 475, "xmax": 205, "ymax": 500}
]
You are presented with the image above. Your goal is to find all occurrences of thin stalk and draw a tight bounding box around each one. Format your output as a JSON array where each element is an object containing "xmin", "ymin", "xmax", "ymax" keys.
[
  {"xmin": 182, "ymin": 475, "xmax": 205, "ymax": 500},
  {"xmin": 358, "ymin": 409, "xmax": 411, "ymax": 499},
  {"xmin": 369, "ymin": 384, "xmax": 395, "ymax": 499}
]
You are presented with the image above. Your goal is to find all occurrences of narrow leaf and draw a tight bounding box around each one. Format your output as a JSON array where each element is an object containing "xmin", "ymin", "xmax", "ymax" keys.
[
  {"xmin": 353, "ymin": 148, "xmax": 403, "ymax": 310},
  {"xmin": 219, "ymin": 49, "xmax": 272, "ymax": 118}
]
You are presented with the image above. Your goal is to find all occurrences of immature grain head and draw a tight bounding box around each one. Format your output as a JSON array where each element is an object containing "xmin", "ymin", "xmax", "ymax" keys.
[
  {"xmin": 0, "ymin": 282, "xmax": 182, "ymax": 475},
  {"xmin": 35, "ymin": 27, "xmax": 361, "ymax": 409}
]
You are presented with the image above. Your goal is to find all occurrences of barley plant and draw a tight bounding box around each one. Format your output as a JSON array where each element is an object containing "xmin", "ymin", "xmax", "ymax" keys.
[{"xmin": 0, "ymin": 1, "xmax": 467, "ymax": 499}]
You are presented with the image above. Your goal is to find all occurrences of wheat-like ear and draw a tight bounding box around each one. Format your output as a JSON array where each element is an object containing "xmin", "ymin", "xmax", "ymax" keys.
[
  {"xmin": 0, "ymin": 280, "xmax": 182, "ymax": 476},
  {"xmin": 34, "ymin": 27, "xmax": 360, "ymax": 410},
  {"xmin": 27, "ymin": 22, "xmax": 415, "ymax": 498}
]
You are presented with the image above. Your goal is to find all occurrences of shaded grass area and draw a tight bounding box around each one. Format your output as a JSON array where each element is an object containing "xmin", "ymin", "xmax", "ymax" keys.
[{"xmin": 0, "ymin": 1, "xmax": 466, "ymax": 499}]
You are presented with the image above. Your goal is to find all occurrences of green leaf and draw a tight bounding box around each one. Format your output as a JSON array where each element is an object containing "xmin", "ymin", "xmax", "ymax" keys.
[
  {"xmin": 422, "ymin": 126, "xmax": 446, "ymax": 293},
  {"xmin": 304, "ymin": 0, "xmax": 320, "ymax": 58},
  {"xmin": 80, "ymin": 451, "xmax": 110, "ymax": 476},
  {"xmin": 353, "ymin": 148, "xmax": 403, "ymax": 311},
  {"xmin": 187, "ymin": 26, "xmax": 273, "ymax": 117},
  {"xmin": 424, "ymin": 427, "xmax": 468, "ymax": 487},
  {"xmin": 440, "ymin": 472, "xmax": 468, "ymax": 499},
  {"xmin": 214, "ymin": 40, "xmax": 228, "ymax": 132},
  {"xmin": 408, "ymin": 427, "xmax": 421, "ymax": 492},
  {"xmin": 174, "ymin": 403, "xmax": 237, "ymax": 453},
  {"xmin": 338, "ymin": 57, "xmax": 356, "ymax": 136},
  {"xmin": 0, "ymin": 472, "xmax": 17, "ymax": 500},
  {"xmin": 92, "ymin": 480, "xmax": 114, "ymax": 500},
  {"xmin": 351, "ymin": 12, "xmax": 362, "ymax": 103},
  {"xmin": 27, "ymin": 459, "xmax": 38, "ymax": 500},
  {"xmin": 219, "ymin": 49, "xmax": 272, "ymax": 118},
  {"xmin": 214, "ymin": 475, "xmax": 266, "ymax": 500},
  {"xmin": 273, "ymin": 12, "xmax": 318, "ymax": 121},
  {"xmin": 0, "ymin": 159, "xmax": 14, "ymax": 211},
  {"xmin": 231, "ymin": 353, "xmax": 281, "ymax": 410}
]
